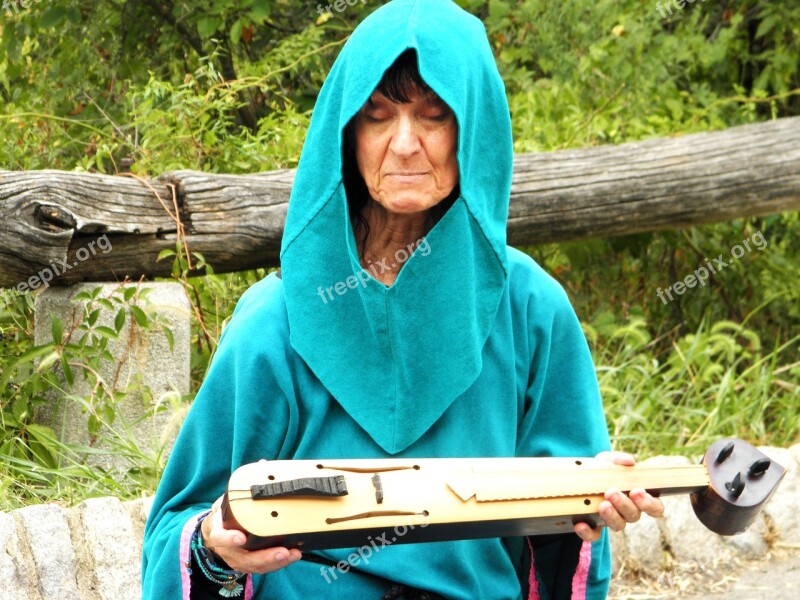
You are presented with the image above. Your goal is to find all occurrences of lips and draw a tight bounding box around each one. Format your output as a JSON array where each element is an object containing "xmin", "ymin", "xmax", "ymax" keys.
[{"xmin": 386, "ymin": 172, "xmax": 428, "ymax": 182}]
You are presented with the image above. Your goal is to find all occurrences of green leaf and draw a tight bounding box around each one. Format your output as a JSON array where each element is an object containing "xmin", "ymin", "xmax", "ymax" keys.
[
  {"xmin": 157, "ymin": 249, "xmax": 176, "ymax": 262},
  {"xmin": 51, "ymin": 317, "xmax": 63, "ymax": 344},
  {"xmin": 129, "ymin": 305, "xmax": 149, "ymax": 327},
  {"xmin": 114, "ymin": 309, "xmax": 126, "ymax": 333},
  {"xmin": 86, "ymin": 308, "xmax": 101, "ymax": 327},
  {"xmin": 197, "ymin": 17, "xmax": 223, "ymax": 38},
  {"xmin": 40, "ymin": 7, "xmax": 67, "ymax": 28},
  {"xmin": 230, "ymin": 20, "xmax": 243, "ymax": 45},
  {"xmin": 488, "ymin": 0, "xmax": 511, "ymax": 22},
  {"xmin": 755, "ymin": 15, "xmax": 777, "ymax": 40},
  {"xmin": 163, "ymin": 326, "xmax": 175, "ymax": 351},
  {"xmin": 61, "ymin": 354, "xmax": 74, "ymax": 386},
  {"xmin": 94, "ymin": 326, "xmax": 119, "ymax": 340},
  {"xmin": 249, "ymin": 4, "xmax": 271, "ymax": 20},
  {"xmin": 12, "ymin": 397, "xmax": 29, "ymax": 422},
  {"xmin": 65, "ymin": 7, "xmax": 82, "ymax": 25},
  {"xmin": 203, "ymin": 130, "xmax": 218, "ymax": 146},
  {"xmin": 87, "ymin": 414, "xmax": 101, "ymax": 436}
]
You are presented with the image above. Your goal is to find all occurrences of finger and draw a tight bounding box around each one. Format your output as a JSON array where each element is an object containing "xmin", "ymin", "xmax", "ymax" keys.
[
  {"xmin": 573, "ymin": 521, "xmax": 602, "ymax": 542},
  {"xmin": 595, "ymin": 451, "xmax": 636, "ymax": 467},
  {"xmin": 205, "ymin": 507, "xmax": 247, "ymax": 548},
  {"xmin": 209, "ymin": 526, "xmax": 247, "ymax": 548},
  {"xmin": 598, "ymin": 499, "xmax": 625, "ymax": 531},
  {"xmin": 605, "ymin": 488, "xmax": 641, "ymax": 523},
  {"xmin": 629, "ymin": 489, "xmax": 665, "ymax": 518},
  {"xmin": 237, "ymin": 547, "xmax": 303, "ymax": 575}
]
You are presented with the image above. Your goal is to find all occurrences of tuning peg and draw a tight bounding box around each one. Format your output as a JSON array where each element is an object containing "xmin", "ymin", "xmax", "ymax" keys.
[
  {"xmin": 715, "ymin": 441, "xmax": 735, "ymax": 464},
  {"xmin": 725, "ymin": 472, "xmax": 745, "ymax": 498},
  {"xmin": 748, "ymin": 458, "xmax": 771, "ymax": 478}
]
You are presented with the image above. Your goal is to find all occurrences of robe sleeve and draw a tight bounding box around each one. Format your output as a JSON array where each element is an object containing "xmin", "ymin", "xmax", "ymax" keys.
[
  {"xmin": 516, "ymin": 282, "xmax": 613, "ymax": 600},
  {"xmin": 141, "ymin": 276, "xmax": 292, "ymax": 600}
]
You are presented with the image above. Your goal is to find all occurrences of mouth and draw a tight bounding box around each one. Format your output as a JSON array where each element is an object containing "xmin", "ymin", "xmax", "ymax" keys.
[{"xmin": 386, "ymin": 172, "xmax": 428, "ymax": 183}]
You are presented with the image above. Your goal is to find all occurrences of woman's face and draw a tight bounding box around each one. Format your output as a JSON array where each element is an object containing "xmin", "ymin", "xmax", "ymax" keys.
[{"xmin": 353, "ymin": 89, "xmax": 458, "ymax": 215}]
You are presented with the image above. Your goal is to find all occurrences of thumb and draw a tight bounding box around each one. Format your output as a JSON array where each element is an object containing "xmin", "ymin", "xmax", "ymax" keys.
[
  {"xmin": 215, "ymin": 526, "xmax": 247, "ymax": 547},
  {"xmin": 596, "ymin": 450, "xmax": 636, "ymax": 466},
  {"xmin": 205, "ymin": 500, "xmax": 247, "ymax": 548}
]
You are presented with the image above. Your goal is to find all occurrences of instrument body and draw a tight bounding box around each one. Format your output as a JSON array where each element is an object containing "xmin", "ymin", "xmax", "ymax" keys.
[{"xmin": 221, "ymin": 439, "xmax": 783, "ymax": 551}]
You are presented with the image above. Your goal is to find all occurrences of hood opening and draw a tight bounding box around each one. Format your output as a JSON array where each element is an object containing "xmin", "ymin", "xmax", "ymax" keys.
[{"xmin": 342, "ymin": 48, "xmax": 460, "ymax": 263}]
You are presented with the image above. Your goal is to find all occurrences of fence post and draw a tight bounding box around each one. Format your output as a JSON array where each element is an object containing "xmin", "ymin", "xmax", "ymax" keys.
[{"xmin": 33, "ymin": 282, "xmax": 191, "ymax": 477}]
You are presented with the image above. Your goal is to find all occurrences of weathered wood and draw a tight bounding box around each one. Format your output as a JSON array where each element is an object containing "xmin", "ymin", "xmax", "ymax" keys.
[
  {"xmin": 1, "ymin": 117, "xmax": 798, "ymax": 288},
  {"xmin": 507, "ymin": 116, "xmax": 800, "ymax": 245}
]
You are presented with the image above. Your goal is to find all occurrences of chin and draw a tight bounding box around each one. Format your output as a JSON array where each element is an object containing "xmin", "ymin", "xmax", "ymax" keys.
[{"xmin": 379, "ymin": 191, "xmax": 440, "ymax": 215}]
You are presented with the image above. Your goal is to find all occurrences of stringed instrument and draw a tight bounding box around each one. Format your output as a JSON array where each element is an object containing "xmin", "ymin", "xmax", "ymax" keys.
[{"xmin": 221, "ymin": 438, "xmax": 784, "ymax": 551}]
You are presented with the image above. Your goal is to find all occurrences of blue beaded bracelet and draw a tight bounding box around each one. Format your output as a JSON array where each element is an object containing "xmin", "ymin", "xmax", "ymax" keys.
[{"xmin": 189, "ymin": 511, "xmax": 246, "ymax": 598}]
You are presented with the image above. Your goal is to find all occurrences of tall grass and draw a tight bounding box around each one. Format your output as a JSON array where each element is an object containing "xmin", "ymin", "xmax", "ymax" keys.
[{"xmin": 591, "ymin": 316, "xmax": 800, "ymax": 457}]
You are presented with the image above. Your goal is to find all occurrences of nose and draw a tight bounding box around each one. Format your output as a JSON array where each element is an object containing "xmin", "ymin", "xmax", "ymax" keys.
[{"xmin": 388, "ymin": 115, "xmax": 422, "ymax": 158}]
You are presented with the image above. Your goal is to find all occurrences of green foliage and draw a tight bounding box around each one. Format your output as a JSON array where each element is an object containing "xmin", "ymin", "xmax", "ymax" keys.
[
  {"xmin": 476, "ymin": 0, "xmax": 800, "ymax": 151},
  {"xmin": 588, "ymin": 315, "xmax": 799, "ymax": 456},
  {"xmin": 0, "ymin": 0, "xmax": 362, "ymax": 173},
  {"xmin": 0, "ymin": 283, "xmax": 179, "ymax": 509},
  {"xmin": 1, "ymin": 0, "xmax": 798, "ymax": 507}
]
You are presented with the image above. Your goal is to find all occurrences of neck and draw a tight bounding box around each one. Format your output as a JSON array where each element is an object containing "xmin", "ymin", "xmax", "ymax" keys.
[{"xmin": 357, "ymin": 200, "xmax": 432, "ymax": 286}]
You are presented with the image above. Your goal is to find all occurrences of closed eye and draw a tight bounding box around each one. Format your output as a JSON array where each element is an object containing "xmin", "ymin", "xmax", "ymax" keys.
[{"xmin": 425, "ymin": 113, "xmax": 450, "ymax": 122}]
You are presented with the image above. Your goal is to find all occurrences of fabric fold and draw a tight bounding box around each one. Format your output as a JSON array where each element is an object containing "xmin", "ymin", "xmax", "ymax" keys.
[{"xmin": 281, "ymin": 0, "xmax": 513, "ymax": 454}]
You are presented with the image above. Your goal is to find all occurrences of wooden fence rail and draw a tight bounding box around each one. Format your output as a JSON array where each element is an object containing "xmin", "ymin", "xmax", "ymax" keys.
[{"xmin": 1, "ymin": 117, "xmax": 798, "ymax": 288}]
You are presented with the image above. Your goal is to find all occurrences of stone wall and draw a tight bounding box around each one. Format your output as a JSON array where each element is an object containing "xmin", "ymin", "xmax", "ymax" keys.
[
  {"xmin": 1, "ymin": 445, "xmax": 797, "ymax": 600},
  {"xmin": 0, "ymin": 497, "xmax": 151, "ymax": 600}
]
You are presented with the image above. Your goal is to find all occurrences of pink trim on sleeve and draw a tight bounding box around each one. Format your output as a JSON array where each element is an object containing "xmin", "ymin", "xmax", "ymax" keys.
[
  {"xmin": 180, "ymin": 511, "xmax": 253, "ymax": 600},
  {"xmin": 525, "ymin": 537, "xmax": 541, "ymax": 600},
  {"xmin": 180, "ymin": 513, "xmax": 203, "ymax": 600},
  {"xmin": 570, "ymin": 540, "xmax": 593, "ymax": 600}
]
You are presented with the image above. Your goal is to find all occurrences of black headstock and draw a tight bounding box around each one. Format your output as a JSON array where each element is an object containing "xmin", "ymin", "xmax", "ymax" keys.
[{"xmin": 691, "ymin": 438, "xmax": 786, "ymax": 536}]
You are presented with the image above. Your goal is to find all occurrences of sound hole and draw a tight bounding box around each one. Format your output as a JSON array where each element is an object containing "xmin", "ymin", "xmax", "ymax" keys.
[{"xmin": 271, "ymin": 511, "xmax": 279, "ymax": 517}]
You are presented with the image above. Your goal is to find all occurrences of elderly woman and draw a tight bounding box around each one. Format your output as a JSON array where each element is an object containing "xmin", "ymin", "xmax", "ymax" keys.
[{"xmin": 142, "ymin": 1, "xmax": 663, "ymax": 598}]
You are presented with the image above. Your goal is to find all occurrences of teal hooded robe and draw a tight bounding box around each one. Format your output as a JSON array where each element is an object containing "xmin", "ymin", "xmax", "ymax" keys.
[{"xmin": 142, "ymin": 1, "xmax": 612, "ymax": 598}]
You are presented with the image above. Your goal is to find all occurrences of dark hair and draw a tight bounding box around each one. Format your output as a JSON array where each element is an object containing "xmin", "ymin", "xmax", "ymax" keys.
[{"xmin": 343, "ymin": 49, "xmax": 458, "ymax": 257}]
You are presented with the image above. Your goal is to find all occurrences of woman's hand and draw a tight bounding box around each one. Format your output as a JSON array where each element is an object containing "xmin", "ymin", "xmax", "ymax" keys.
[
  {"xmin": 200, "ymin": 496, "xmax": 303, "ymax": 574},
  {"xmin": 573, "ymin": 451, "xmax": 665, "ymax": 543}
]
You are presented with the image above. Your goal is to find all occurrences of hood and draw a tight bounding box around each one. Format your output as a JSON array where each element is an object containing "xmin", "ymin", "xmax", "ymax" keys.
[{"xmin": 280, "ymin": 0, "xmax": 513, "ymax": 454}]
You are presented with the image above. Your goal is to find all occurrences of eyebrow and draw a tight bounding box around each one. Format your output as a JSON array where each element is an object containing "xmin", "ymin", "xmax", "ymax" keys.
[{"xmin": 365, "ymin": 93, "xmax": 449, "ymax": 109}]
